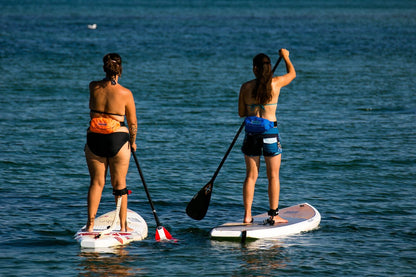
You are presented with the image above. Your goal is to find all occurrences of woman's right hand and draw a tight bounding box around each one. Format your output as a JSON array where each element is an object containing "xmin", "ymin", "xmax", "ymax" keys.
[{"xmin": 279, "ymin": 48, "xmax": 290, "ymax": 58}]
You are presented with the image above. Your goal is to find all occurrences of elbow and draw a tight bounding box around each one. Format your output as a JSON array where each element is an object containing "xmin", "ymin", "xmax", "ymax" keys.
[
  {"xmin": 127, "ymin": 118, "xmax": 137, "ymax": 127},
  {"xmin": 290, "ymin": 69, "xmax": 296, "ymax": 81}
]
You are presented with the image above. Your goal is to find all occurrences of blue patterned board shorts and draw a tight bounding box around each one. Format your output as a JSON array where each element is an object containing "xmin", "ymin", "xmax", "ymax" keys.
[{"xmin": 241, "ymin": 127, "xmax": 282, "ymax": 157}]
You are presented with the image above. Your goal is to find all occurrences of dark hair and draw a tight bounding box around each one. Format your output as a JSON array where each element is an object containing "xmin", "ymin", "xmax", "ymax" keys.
[
  {"xmin": 103, "ymin": 53, "xmax": 122, "ymax": 83},
  {"xmin": 252, "ymin": 53, "xmax": 272, "ymax": 104}
]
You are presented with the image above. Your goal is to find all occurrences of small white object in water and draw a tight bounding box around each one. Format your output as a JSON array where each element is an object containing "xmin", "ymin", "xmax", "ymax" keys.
[{"xmin": 88, "ymin": 24, "xmax": 97, "ymax": 30}]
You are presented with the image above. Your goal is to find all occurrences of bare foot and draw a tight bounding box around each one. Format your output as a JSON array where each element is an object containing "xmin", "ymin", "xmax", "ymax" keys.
[
  {"xmin": 272, "ymin": 215, "xmax": 288, "ymax": 224},
  {"xmin": 244, "ymin": 211, "xmax": 253, "ymax": 223},
  {"xmin": 85, "ymin": 219, "xmax": 94, "ymax": 232},
  {"xmin": 243, "ymin": 218, "xmax": 253, "ymax": 224},
  {"xmin": 120, "ymin": 226, "xmax": 134, "ymax": 232}
]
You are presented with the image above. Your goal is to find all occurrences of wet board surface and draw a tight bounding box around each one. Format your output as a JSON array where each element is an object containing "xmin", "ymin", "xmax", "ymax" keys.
[
  {"xmin": 210, "ymin": 203, "xmax": 321, "ymax": 240},
  {"xmin": 75, "ymin": 209, "xmax": 148, "ymax": 248}
]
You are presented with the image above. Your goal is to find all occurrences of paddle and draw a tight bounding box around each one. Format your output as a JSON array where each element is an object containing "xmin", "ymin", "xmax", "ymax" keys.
[
  {"xmin": 185, "ymin": 55, "xmax": 283, "ymax": 220},
  {"xmin": 186, "ymin": 122, "xmax": 245, "ymax": 220},
  {"xmin": 272, "ymin": 56, "xmax": 283, "ymax": 74},
  {"xmin": 132, "ymin": 151, "xmax": 174, "ymax": 241}
]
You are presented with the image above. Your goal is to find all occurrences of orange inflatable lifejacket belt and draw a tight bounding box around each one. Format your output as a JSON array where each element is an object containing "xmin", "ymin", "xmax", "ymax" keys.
[{"xmin": 89, "ymin": 117, "xmax": 121, "ymax": 134}]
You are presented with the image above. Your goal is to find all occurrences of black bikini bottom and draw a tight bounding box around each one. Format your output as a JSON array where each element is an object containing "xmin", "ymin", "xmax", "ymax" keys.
[{"xmin": 87, "ymin": 132, "xmax": 130, "ymax": 158}]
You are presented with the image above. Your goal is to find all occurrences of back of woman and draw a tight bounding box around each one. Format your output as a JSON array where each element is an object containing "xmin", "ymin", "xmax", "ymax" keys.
[
  {"xmin": 84, "ymin": 53, "xmax": 137, "ymax": 233},
  {"xmin": 89, "ymin": 54, "xmax": 136, "ymax": 128},
  {"xmin": 238, "ymin": 49, "xmax": 295, "ymax": 224},
  {"xmin": 239, "ymin": 51, "xmax": 295, "ymax": 122}
]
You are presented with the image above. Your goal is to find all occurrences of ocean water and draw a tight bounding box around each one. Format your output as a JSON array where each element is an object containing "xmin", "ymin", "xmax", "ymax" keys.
[{"xmin": 0, "ymin": 0, "xmax": 415, "ymax": 276}]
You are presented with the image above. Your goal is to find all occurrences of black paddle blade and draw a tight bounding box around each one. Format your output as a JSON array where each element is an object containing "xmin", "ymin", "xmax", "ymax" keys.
[{"xmin": 186, "ymin": 182, "xmax": 213, "ymax": 220}]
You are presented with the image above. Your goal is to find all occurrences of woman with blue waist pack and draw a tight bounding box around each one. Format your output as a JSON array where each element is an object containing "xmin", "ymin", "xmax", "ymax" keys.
[{"xmin": 238, "ymin": 49, "xmax": 296, "ymax": 224}]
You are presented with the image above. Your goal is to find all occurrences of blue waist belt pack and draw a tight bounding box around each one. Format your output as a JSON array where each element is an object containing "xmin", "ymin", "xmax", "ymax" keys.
[{"xmin": 244, "ymin": 116, "xmax": 275, "ymax": 133}]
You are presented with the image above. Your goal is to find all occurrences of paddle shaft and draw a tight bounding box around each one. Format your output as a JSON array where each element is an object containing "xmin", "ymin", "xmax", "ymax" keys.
[
  {"xmin": 131, "ymin": 151, "xmax": 162, "ymax": 227},
  {"xmin": 272, "ymin": 56, "xmax": 283, "ymax": 74},
  {"xmin": 209, "ymin": 121, "xmax": 245, "ymax": 184}
]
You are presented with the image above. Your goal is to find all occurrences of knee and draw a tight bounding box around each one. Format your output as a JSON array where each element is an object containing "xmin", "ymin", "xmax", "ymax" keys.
[
  {"xmin": 90, "ymin": 177, "xmax": 105, "ymax": 188},
  {"xmin": 245, "ymin": 172, "xmax": 258, "ymax": 183},
  {"xmin": 267, "ymin": 173, "xmax": 280, "ymax": 186},
  {"xmin": 111, "ymin": 179, "xmax": 127, "ymax": 190},
  {"xmin": 268, "ymin": 171, "xmax": 280, "ymax": 179},
  {"xmin": 266, "ymin": 166, "xmax": 280, "ymax": 180}
]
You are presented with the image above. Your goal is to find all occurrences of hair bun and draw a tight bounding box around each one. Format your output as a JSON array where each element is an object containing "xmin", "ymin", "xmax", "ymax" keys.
[{"xmin": 103, "ymin": 53, "xmax": 122, "ymax": 77}]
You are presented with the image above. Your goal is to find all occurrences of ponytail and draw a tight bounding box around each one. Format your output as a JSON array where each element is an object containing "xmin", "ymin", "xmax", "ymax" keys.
[{"xmin": 252, "ymin": 53, "xmax": 272, "ymax": 104}]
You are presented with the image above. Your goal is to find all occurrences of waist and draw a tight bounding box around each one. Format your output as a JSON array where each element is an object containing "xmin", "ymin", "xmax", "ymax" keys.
[
  {"xmin": 245, "ymin": 126, "xmax": 280, "ymax": 136},
  {"xmin": 89, "ymin": 118, "xmax": 126, "ymax": 125},
  {"xmin": 88, "ymin": 117, "xmax": 126, "ymax": 134},
  {"xmin": 245, "ymin": 116, "xmax": 278, "ymax": 126}
]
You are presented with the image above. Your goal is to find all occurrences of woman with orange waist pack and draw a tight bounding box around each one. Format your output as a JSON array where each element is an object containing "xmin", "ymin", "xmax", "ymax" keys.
[{"xmin": 84, "ymin": 53, "xmax": 137, "ymax": 232}]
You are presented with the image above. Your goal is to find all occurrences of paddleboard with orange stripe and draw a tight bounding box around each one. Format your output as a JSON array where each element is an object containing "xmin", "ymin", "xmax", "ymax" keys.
[{"xmin": 75, "ymin": 209, "xmax": 148, "ymax": 248}]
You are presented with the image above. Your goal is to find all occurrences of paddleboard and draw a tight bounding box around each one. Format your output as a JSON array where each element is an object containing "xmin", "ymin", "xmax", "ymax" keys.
[
  {"xmin": 210, "ymin": 203, "xmax": 320, "ymax": 240},
  {"xmin": 75, "ymin": 209, "xmax": 148, "ymax": 248}
]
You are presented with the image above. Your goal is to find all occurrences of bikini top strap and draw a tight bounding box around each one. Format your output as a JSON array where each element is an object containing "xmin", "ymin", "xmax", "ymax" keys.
[
  {"xmin": 247, "ymin": 103, "xmax": 277, "ymax": 110},
  {"xmin": 90, "ymin": 109, "xmax": 125, "ymax": 117},
  {"xmin": 248, "ymin": 104, "xmax": 264, "ymax": 110}
]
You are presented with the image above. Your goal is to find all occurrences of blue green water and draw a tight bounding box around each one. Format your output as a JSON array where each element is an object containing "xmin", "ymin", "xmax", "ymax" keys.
[{"xmin": 1, "ymin": 0, "xmax": 415, "ymax": 276}]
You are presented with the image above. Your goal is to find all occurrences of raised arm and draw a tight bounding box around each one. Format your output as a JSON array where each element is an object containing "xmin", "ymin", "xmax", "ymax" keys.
[{"xmin": 274, "ymin": 49, "xmax": 296, "ymax": 88}]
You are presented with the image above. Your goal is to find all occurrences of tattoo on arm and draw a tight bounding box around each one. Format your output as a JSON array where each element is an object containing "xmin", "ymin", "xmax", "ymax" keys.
[{"xmin": 129, "ymin": 124, "xmax": 137, "ymax": 144}]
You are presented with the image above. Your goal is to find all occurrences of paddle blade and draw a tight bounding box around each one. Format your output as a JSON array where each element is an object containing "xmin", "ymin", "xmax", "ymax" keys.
[
  {"xmin": 186, "ymin": 182, "xmax": 213, "ymax": 220},
  {"xmin": 155, "ymin": 226, "xmax": 173, "ymax": 241}
]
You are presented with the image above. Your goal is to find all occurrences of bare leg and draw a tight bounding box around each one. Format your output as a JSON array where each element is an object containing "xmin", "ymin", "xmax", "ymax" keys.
[
  {"xmin": 85, "ymin": 145, "xmax": 108, "ymax": 232},
  {"xmin": 243, "ymin": 155, "xmax": 260, "ymax": 223},
  {"xmin": 109, "ymin": 141, "xmax": 132, "ymax": 232},
  {"xmin": 264, "ymin": 154, "xmax": 288, "ymax": 223}
]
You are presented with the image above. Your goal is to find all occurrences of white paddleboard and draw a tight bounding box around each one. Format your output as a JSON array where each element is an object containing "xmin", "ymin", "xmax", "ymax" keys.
[
  {"xmin": 210, "ymin": 203, "xmax": 321, "ymax": 240},
  {"xmin": 75, "ymin": 209, "xmax": 148, "ymax": 248}
]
